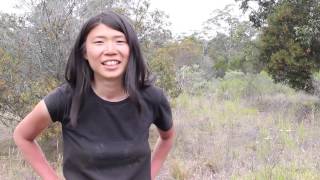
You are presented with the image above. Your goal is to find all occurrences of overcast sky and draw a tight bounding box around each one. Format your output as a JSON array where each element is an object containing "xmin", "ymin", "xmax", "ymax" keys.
[
  {"xmin": 0, "ymin": 0, "xmax": 243, "ymax": 36},
  {"xmin": 150, "ymin": 0, "xmax": 241, "ymax": 35}
]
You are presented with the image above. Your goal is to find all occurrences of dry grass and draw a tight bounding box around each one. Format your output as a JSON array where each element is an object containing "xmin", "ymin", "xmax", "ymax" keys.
[
  {"xmin": 1, "ymin": 72, "xmax": 320, "ymax": 179},
  {"xmin": 157, "ymin": 90, "xmax": 320, "ymax": 179}
]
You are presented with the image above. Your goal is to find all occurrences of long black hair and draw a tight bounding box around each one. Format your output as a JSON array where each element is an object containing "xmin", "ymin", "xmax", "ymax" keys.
[{"xmin": 65, "ymin": 11, "xmax": 151, "ymax": 127}]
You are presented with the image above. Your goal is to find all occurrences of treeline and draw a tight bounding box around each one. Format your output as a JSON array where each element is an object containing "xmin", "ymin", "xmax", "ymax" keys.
[{"xmin": 0, "ymin": 0, "xmax": 320, "ymax": 128}]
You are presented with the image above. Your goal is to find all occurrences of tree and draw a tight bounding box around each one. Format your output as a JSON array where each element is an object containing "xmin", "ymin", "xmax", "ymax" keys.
[
  {"xmin": 9, "ymin": 0, "xmax": 171, "ymax": 82},
  {"xmin": 167, "ymin": 36, "xmax": 204, "ymax": 68},
  {"xmin": 148, "ymin": 35, "xmax": 209, "ymax": 97},
  {"xmin": 148, "ymin": 47, "xmax": 180, "ymax": 97},
  {"xmin": 0, "ymin": 48, "xmax": 20, "ymax": 127},
  {"xmin": 204, "ymin": 5, "xmax": 260, "ymax": 77},
  {"xmin": 236, "ymin": 0, "xmax": 277, "ymax": 28},
  {"xmin": 25, "ymin": 0, "xmax": 80, "ymax": 81},
  {"xmin": 0, "ymin": 47, "xmax": 59, "ymax": 128},
  {"xmin": 239, "ymin": 0, "xmax": 320, "ymax": 92}
]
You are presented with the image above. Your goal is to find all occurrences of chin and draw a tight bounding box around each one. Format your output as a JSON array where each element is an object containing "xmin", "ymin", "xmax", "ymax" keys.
[{"xmin": 103, "ymin": 73, "xmax": 124, "ymax": 80}]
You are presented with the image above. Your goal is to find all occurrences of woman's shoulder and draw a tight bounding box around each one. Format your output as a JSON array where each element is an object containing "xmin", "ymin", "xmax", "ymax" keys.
[
  {"xmin": 45, "ymin": 83, "xmax": 73, "ymax": 102},
  {"xmin": 43, "ymin": 83, "xmax": 74, "ymax": 123},
  {"xmin": 54, "ymin": 83, "xmax": 73, "ymax": 96},
  {"xmin": 141, "ymin": 85, "xmax": 167, "ymax": 104}
]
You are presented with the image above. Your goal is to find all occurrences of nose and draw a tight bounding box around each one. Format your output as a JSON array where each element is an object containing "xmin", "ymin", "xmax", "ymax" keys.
[{"xmin": 102, "ymin": 42, "xmax": 117, "ymax": 55}]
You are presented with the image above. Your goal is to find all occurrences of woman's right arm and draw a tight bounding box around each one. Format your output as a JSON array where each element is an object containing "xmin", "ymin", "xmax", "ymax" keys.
[{"xmin": 13, "ymin": 100, "xmax": 59, "ymax": 180}]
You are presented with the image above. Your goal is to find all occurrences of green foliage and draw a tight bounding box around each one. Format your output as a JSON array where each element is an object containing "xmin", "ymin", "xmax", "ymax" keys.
[
  {"xmin": 241, "ymin": 0, "xmax": 320, "ymax": 92},
  {"xmin": 0, "ymin": 47, "xmax": 59, "ymax": 127},
  {"xmin": 237, "ymin": 0, "xmax": 277, "ymax": 28},
  {"xmin": 0, "ymin": 48, "xmax": 22, "ymax": 126},
  {"xmin": 148, "ymin": 36, "xmax": 205, "ymax": 97},
  {"xmin": 205, "ymin": 6, "xmax": 261, "ymax": 76},
  {"xmin": 166, "ymin": 36, "xmax": 204, "ymax": 68},
  {"xmin": 215, "ymin": 71, "xmax": 293, "ymax": 100},
  {"xmin": 214, "ymin": 57, "xmax": 229, "ymax": 77},
  {"xmin": 0, "ymin": 46, "xmax": 60, "ymax": 160},
  {"xmin": 216, "ymin": 71, "xmax": 250, "ymax": 99},
  {"xmin": 148, "ymin": 47, "xmax": 180, "ymax": 97}
]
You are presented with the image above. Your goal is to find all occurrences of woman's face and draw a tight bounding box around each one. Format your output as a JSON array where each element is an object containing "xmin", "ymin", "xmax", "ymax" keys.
[{"xmin": 84, "ymin": 24, "xmax": 130, "ymax": 82}]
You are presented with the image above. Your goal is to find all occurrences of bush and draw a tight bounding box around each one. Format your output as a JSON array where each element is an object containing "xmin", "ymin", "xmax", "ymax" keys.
[
  {"xmin": 176, "ymin": 64, "xmax": 215, "ymax": 96},
  {"xmin": 215, "ymin": 71, "xmax": 295, "ymax": 100}
]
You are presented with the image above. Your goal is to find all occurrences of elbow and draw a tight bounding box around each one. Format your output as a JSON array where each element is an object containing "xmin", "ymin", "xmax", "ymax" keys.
[
  {"xmin": 13, "ymin": 125, "xmax": 30, "ymax": 146},
  {"xmin": 159, "ymin": 126, "xmax": 175, "ymax": 142}
]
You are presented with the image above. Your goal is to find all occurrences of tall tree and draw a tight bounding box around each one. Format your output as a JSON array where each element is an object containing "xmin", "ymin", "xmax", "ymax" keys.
[
  {"xmin": 148, "ymin": 35, "xmax": 204, "ymax": 97},
  {"xmin": 237, "ymin": 0, "xmax": 277, "ymax": 28},
  {"xmin": 24, "ymin": 0, "xmax": 80, "ymax": 81},
  {"xmin": 204, "ymin": 5, "xmax": 260, "ymax": 77},
  {"xmin": 238, "ymin": 0, "xmax": 320, "ymax": 92},
  {"xmin": 10, "ymin": 0, "xmax": 171, "ymax": 81}
]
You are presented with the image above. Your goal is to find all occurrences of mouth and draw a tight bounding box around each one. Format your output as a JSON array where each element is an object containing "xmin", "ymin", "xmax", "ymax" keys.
[{"xmin": 101, "ymin": 60, "xmax": 121, "ymax": 66}]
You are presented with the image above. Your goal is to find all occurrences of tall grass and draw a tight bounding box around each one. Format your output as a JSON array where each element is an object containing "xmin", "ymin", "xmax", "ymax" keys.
[
  {"xmin": 1, "ymin": 71, "xmax": 320, "ymax": 179},
  {"xmin": 157, "ymin": 71, "xmax": 320, "ymax": 179}
]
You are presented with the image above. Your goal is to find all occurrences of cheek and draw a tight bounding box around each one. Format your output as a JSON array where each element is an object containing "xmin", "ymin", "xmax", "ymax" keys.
[
  {"xmin": 122, "ymin": 46, "xmax": 130, "ymax": 60},
  {"xmin": 86, "ymin": 45, "xmax": 104, "ymax": 60}
]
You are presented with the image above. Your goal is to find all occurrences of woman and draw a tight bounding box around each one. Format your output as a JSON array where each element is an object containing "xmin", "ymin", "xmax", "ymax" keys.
[{"xmin": 13, "ymin": 11, "xmax": 174, "ymax": 180}]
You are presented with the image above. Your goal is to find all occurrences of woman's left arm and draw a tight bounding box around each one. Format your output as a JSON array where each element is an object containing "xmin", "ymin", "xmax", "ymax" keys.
[{"xmin": 151, "ymin": 126, "xmax": 175, "ymax": 180}]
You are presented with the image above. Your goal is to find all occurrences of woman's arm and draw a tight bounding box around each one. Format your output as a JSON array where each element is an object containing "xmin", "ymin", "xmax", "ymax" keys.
[
  {"xmin": 13, "ymin": 100, "xmax": 59, "ymax": 180},
  {"xmin": 151, "ymin": 126, "xmax": 175, "ymax": 180}
]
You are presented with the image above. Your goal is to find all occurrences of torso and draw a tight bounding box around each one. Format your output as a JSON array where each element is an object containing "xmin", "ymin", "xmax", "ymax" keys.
[{"xmin": 44, "ymin": 83, "xmax": 172, "ymax": 180}]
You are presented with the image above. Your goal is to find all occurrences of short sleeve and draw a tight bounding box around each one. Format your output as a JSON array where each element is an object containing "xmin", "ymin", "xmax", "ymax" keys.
[
  {"xmin": 43, "ymin": 84, "xmax": 70, "ymax": 123},
  {"xmin": 153, "ymin": 90, "xmax": 173, "ymax": 131}
]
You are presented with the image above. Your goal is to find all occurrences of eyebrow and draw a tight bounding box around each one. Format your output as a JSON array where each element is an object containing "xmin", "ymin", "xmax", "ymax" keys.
[{"xmin": 93, "ymin": 35, "xmax": 126, "ymax": 39}]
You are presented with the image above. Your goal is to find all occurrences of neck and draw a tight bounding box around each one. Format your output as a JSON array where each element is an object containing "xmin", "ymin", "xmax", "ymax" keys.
[{"xmin": 92, "ymin": 76, "xmax": 128, "ymax": 102}]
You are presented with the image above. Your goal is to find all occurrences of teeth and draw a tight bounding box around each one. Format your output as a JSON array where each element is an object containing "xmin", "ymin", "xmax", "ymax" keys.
[
  {"xmin": 102, "ymin": 60, "xmax": 119, "ymax": 65},
  {"xmin": 106, "ymin": 61, "xmax": 117, "ymax": 65}
]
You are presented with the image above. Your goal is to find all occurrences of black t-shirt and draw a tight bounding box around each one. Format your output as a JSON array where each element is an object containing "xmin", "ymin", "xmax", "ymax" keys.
[{"xmin": 43, "ymin": 83, "xmax": 172, "ymax": 180}]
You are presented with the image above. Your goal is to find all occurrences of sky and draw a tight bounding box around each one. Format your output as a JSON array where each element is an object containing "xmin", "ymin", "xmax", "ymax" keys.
[
  {"xmin": 149, "ymin": 0, "xmax": 241, "ymax": 35},
  {"xmin": 0, "ymin": 0, "xmax": 243, "ymax": 36}
]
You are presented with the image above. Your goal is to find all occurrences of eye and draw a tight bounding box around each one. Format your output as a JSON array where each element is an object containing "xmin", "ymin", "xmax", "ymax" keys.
[
  {"xmin": 93, "ymin": 41, "xmax": 104, "ymax": 44},
  {"xmin": 116, "ymin": 40, "xmax": 127, "ymax": 44}
]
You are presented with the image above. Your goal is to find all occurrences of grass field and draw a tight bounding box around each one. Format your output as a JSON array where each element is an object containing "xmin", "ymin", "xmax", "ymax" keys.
[{"xmin": 1, "ymin": 72, "xmax": 320, "ymax": 179}]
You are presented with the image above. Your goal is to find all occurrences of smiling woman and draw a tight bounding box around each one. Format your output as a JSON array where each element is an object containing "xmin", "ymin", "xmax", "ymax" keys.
[
  {"xmin": 84, "ymin": 24, "xmax": 130, "ymax": 82},
  {"xmin": 13, "ymin": 11, "xmax": 175, "ymax": 180}
]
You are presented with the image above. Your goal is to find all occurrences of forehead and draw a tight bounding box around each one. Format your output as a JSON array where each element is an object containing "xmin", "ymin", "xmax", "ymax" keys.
[{"xmin": 87, "ymin": 24, "xmax": 125, "ymax": 39}]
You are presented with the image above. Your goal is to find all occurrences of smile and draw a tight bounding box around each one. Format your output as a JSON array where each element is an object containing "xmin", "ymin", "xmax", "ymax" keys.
[{"xmin": 101, "ymin": 60, "xmax": 121, "ymax": 66}]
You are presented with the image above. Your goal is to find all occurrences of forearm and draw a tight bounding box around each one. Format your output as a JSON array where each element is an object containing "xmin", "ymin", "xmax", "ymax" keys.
[
  {"xmin": 151, "ymin": 135, "xmax": 174, "ymax": 180},
  {"xmin": 14, "ymin": 136, "xmax": 58, "ymax": 180}
]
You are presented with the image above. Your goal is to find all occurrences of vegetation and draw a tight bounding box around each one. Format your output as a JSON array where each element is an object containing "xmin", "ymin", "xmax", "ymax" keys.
[
  {"xmin": 1, "ymin": 0, "xmax": 320, "ymax": 179},
  {"xmin": 238, "ymin": 0, "xmax": 320, "ymax": 92},
  {"xmin": 2, "ymin": 72, "xmax": 320, "ymax": 179}
]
